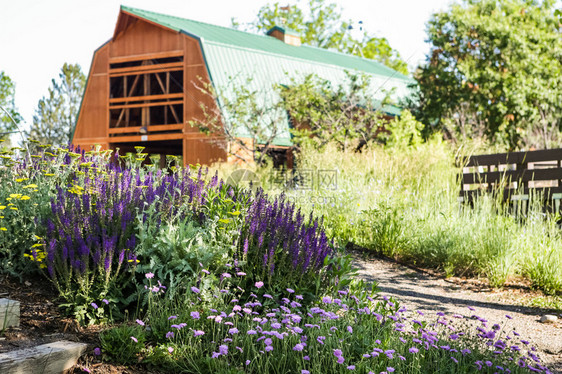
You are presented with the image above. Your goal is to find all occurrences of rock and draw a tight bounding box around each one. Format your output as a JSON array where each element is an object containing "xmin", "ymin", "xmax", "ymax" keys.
[
  {"xmin": 540, "ymin": 315, "xmax": 558, "ymax": 324},
  {"xmin": 0, "ymin": 340, "xmax": 88, "ymax": 374},
  {"xmin": 0, "ymin": 299, "xmax": 20, "ymax": 329}
]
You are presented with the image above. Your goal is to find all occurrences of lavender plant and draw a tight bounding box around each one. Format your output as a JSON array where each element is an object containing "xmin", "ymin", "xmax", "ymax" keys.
[{"xmin": 235, "ymin": 190, "xmax": 336, "ymax": 300}]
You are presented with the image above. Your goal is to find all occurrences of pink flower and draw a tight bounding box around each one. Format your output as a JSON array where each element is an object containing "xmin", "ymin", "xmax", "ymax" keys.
[
  {"xmin": 145, "ymin": 272, "xmax": 154, "ymax": 279},
  {"xmin": 168, "ymin": 347, "xmax": 174, "ymax": 353},
  {"xmin": 130, "ymin": 336, "xmax": 138, "ymax": 343},
  {"xmin": 255, "ymin": 281, "xmax": 264, "ymax": 289}
]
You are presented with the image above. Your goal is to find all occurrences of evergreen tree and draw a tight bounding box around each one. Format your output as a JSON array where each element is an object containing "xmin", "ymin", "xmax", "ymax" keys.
[{"xmin": 28, "ymin": 63, "xmax": 85, "ymax": 145}]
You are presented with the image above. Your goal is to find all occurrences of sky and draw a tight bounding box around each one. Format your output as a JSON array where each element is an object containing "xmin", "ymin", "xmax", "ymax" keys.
[{"xmin": 0, "ymin": 0, "xmax": 453, "ymax": 129}]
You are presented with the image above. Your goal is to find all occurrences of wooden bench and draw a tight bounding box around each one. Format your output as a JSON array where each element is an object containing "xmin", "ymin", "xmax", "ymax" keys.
[{"xmin": 459, "ymin": 148, "xmax": 562, "ymax": 214}]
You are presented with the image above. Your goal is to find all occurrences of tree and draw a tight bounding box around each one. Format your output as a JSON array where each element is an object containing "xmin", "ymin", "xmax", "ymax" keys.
[
  {"xmin": 412, "ymin": 0, "xmax": 562, "ymax": 149},
  {"xmin": 278, "ymin": 72, "xmax": 387, "ymax": 151},
  {"xmin": 233, "ymin": 0, "xmax": 409, "ymax": 75},
  {"xmin": 188, "ymin": 76, "xmax": 287, "ymax": 166},
  {"xmin": 0, "ymin": 71, "xmax": 22, "ymax": 141},
  {"xmin": 28, "ymin": 63, "xmax": 85, "ymax": 145}
]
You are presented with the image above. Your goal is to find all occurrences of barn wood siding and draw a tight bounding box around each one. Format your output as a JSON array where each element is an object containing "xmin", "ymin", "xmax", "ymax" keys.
[{"xmin": 73, "ymin": 11, "xmax": 228, "ymax": 166}]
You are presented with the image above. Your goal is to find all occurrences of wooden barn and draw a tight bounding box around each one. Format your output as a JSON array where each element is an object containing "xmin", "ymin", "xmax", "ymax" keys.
[{"xmin": 72, "ymin": 6, "xmax": 414, "ymax": 166}]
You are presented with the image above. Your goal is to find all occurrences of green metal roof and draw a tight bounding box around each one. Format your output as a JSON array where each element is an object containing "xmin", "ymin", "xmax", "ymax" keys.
[{"xmin": 120, "ymin": 5, "xmax": 416, "ymax": 146}]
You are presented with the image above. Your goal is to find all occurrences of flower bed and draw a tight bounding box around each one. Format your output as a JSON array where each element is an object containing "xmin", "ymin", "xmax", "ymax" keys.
[{"xmin": 0, "ymin": 143, "xmax": 554, "ymax": 373}]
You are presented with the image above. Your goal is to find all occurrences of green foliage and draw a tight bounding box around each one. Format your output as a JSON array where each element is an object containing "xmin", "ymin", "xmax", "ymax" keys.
[
  {"xmin": 28, "ymin": 63, "xmax": 85, "ymax": 145},
  {"xmin": 238, "ymin": 0, "xmax": 409, "ymax": 74},
  {"xmin": 0, "ymin": 71, "xmax": 22, "ymax": 141},
  {"xmin": 361, "ymin": 205, "xmax": 409, "ymax": 258},
  {"xmin": 102, "ymin": 279, "xmax": 535, "ymax": 374},
  {"xmin": 100, "ymin": 324, "xmax": 146, "ymax": 365},
  {"xmin": 188, "ymin": 77, "xmax": 286, "ymax": 166},
  {"xmin": 135, "ymin": 216, "xmax": 235, "ymax": 301},
  {"xmin": 279, "ymin": 72, "xmax": 387, "ymax": 151},
  {"xmin": 262, "ymin": 141, "xmax": 562, "ymax": 295},
  {"xmin": 412, "ymin": 0, "xmax": 562, "ymax": 149},
  {"xmin": 0, "ymin": 144, "xmax": 89, "ymax": 278},
  {"xmin": 378, "ymin": 110, "xmax": 425, "ymax": 150}
]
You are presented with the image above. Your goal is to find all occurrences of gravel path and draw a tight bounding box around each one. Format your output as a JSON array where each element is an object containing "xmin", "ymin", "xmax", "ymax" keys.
[{"xmin": 352, "ymin": 252, "xmax": 562, "ymax": 373}]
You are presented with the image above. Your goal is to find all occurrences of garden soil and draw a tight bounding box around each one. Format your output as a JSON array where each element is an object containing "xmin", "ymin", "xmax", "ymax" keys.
[{"xmin": 352, "ymin": 251, "xmax": 562, "ymax": 373}]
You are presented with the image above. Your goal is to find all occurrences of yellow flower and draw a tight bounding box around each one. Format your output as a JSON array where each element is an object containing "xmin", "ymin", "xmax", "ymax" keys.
[
  {"xmin": 227, "ymin": 211, "xmax": 241, "ymax": 216},
  {"xmin": 23, "ymin": 184, "xmax": 38, "ymax": 189},
  {"xmin": 15, "ymin": 178, "xmax": 29, "ymax": 182},
  {"xmin": 10, "ymin": 207, "xmax": 18, "ymax": 210},
  {"xmin": 34, "ymin": 235, "xmax": 43, "ymax": 240},
  {"xmin": 9, "ymin": 193, "xmax": 22, "ymax": 198},
  {"xmin": 20, "ymin": 195, "xmax": 31, "ymax": 201},
  {"xmin": 218, "ymin": 218, "xmax": 231, "ymax": 224},
  {"xmin": 44, "ymin": 173, "xmax": 55, "ymax": 176},
  {"xmin": 31, "ymin": 243, "xmax": 43, "ymax": 248},
  {"xmin": 0, "ymin": 227, "xmax": 6, "ymax": 231},
  {"xmin": 0, "ymin": 206, "xmax": 5, "ymax": 210}
]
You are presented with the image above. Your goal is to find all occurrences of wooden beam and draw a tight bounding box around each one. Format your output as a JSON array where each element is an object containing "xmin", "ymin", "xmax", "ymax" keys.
[
  {"xmin": 169, "ymin": 102, "xmax": 181, "ymax": 124},
  {"xmin": 114, "ymin": 108, "xmax": 126, "ymax": 128},
  {"xmin": 110, "ymin": 99, "xmax": 183, "ymax": 110},
  {"xmin": 127, "ymin": 75, "xmax": 140, "ymax": 97},
  {"xmin": 109, "ymin": 50, "xmax": 184, "ymax": 64},
  {"xmin": 109, "ymin": 133, "xmax": 185, "ymax": 143},
  {"xmin": 109, "ymin": 62, "xmax": 183, "ymax": 76},
  {"xmin": 108, "ymin": 124, "xmax": 184, "ymax": 134},
  {"xmin": 109, "ymin": 93, "xmax": 183, "ymax": 104}
]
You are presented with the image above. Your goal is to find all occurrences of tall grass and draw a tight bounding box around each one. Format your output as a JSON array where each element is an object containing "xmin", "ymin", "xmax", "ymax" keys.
[{"xmin": 255, "ymin": 141, "xmax": 562, "ymax": 295}]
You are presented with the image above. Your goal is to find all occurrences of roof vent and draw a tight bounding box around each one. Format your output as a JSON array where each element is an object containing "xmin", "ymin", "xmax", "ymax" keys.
[{"xmin": 266, "ymin": 26, "xmax": 301, "ymax": 47}]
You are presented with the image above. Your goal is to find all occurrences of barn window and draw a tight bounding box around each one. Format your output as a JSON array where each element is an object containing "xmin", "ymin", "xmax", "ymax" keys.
[{"xmin": 108, "ymin": 54, "xmax": 184, "ymax": 135}]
